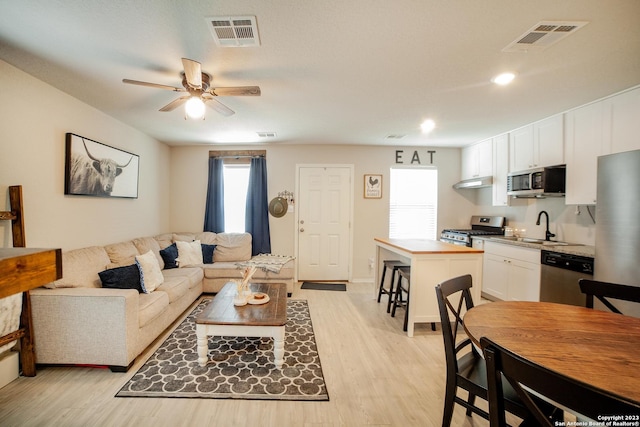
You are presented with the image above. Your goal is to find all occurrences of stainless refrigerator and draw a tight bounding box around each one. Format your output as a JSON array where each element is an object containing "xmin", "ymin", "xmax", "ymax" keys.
[{"xmin": 594, "ymin": 149, "xmax": 640, "ymax": 316}]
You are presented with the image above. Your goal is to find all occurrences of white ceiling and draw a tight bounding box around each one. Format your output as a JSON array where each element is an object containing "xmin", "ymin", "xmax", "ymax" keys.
[{"xmin": 1, "ymin": 0, "xmax": 639, "ymax": 147}]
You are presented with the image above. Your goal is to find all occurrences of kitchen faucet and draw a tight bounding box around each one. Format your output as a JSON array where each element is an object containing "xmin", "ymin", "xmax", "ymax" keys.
[{"xmin": 536, "ymin": 210, "xmax": 556, "ymax": 241}]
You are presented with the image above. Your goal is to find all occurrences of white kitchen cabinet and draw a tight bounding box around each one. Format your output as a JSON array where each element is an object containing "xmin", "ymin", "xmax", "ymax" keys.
[
  {"xmin": 603, "ymin": 86, "xmax": 640, "ymax": 154},
  {"xmin": 483, "ymin": 253, "xmax": 509, "ymax": 300},
  {"xmin": 509, "ymin": 125, "xmax": 534, "ymax": 172},
  {"xmin": 564, "ymin": 101, "xmax": 608, "ymax": 205},
  {"xmin": 565, "ymin": 87, "xmax": 640, "ymax": 205},
  {"xmin": 509, "ymin": 115, "xmax": 564, "ymax": 172},
  {"xmin": 535, "ymin": 115, "xmax": 564, "ymax": 167},
  {"xmin": 461, "ymin": 139, "xmax": 492, "ymax": 180},
  {"xmin": 482, "ymin": 241, "xmax": 541, "ymax": 301},
  {"xmin": 492, "ymin": 133, "xmax": 509, "ymax": 206}
]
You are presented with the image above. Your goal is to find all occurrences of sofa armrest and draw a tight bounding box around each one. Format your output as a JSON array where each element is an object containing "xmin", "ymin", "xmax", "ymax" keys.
[{"xmin": 29, "ymin": 287, "xmax": 139, "ymax": 367}]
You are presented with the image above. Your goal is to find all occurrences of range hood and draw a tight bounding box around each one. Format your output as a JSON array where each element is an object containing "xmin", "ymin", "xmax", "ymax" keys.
[{"xmin": 453, "ymin": 176, "xmax": 493, "ymax": 189}]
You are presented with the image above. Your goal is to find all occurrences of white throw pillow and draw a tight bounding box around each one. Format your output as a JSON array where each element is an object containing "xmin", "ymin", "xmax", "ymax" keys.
[
  {"xmin": 176, "ymin": 240, "xmax": 203, "ymax": 267},
  {"xmin": 135, "ymin": 250, "xmax": 164, "ymax": 293}
]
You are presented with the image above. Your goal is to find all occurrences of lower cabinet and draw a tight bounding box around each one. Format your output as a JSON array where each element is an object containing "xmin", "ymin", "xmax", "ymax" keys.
[{"xmin": 482, "ymin": 241, "xmax": 541, "ymax": 301}]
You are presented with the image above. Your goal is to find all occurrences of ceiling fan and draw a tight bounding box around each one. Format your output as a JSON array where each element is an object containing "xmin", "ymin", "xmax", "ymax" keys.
[{"xmin": 122, "ymin": 58, "xmax": 260, "ymax": 118}]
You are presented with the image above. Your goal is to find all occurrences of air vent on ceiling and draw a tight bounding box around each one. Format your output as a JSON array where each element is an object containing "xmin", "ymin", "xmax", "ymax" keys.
[
  {"xmin": 206, "ymin": 15, "xmax": 260, "ymax": 47},
  {"xmin": 385, "ymin": 134, "xmax": 406, "ymax": 140},
  {"xmin": 257, "ymin": 132, "xmax": 277, "ymax": 138},
  {"xmin": 502, "ymin": 21, "xmax": 588, "ymax": 52}
]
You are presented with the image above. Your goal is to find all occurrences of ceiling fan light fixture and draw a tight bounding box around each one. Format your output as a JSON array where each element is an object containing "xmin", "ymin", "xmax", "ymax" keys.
[
  {"xmin": 492, "ymin": 72, "xmax": 516, "ymax": 86},
  {"xmin": 185, "ymin": 97, "xmax": 206, "ymax": 120}
]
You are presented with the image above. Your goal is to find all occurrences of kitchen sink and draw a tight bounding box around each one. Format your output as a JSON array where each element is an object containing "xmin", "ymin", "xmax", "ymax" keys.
[
  {"xmin": 519, "ymin": 238, "xmax": 570, "ymax": 246},
  {"xmin": 490, "ymin": 236, "xmax": 574, "ymax": 246}
]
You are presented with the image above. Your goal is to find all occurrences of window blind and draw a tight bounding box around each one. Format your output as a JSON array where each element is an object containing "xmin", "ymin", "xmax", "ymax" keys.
[{"xmin": 389, "ymin": 167, "xmax": 438, "ymax": 240}]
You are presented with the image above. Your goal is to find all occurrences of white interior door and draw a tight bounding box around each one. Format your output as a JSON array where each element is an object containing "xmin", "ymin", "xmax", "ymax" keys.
[{"xmin": 297, "ymin": 166, "xmax": 352, "ymax": 281}]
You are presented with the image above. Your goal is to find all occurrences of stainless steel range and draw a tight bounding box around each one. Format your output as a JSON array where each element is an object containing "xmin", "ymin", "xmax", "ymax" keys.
[{"xmin": 440, "ymin": 216, "xmax": 506, "ymax": 247}]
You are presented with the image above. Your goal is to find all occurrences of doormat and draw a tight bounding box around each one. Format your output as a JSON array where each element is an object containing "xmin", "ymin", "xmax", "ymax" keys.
[
  {"xmin": 301, "ymin": 282, "xmax": 347, "ymax": 291},
  {"xmin": 116, "ymin": 299, "xmax": 328, "ymax": 401}
]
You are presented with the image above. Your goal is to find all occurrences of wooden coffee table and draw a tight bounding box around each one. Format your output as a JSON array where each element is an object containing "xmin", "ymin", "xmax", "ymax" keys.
[{"xmin": 195, "ymin": 282, "xmax": 287, "ymax": 369}]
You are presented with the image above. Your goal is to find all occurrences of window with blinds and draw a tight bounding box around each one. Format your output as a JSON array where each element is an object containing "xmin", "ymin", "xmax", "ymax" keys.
[{"xmin": 389, "ymin": 167, "xmax": 438, "ymax": 239}]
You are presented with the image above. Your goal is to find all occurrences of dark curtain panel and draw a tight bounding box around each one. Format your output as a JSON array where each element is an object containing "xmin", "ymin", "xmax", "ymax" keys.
[
  {"xmin": 245, "ymin": 156, "xmax": 271, "ymax": 255},
  {"xmin": 203, "ymin": 157, "xmax": 225, "ymax": 233}
]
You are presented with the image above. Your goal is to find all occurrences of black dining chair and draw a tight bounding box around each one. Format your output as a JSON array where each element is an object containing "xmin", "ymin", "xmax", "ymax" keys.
[
  {"xmin": 482, "ymin": 336, "xmax": 640, "ymax": 426},
  {"xmin": 435, "ymin": 275, "xmax": 539, "ymax": 427},
  {"xmin": 578, "ymin": 278, "xmax": 640, "ymax": 314}
]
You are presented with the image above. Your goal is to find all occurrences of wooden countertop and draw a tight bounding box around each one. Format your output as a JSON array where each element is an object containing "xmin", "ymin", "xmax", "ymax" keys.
[{"xmin": 374, "ymin": 237, "xmax": 483, "ymax": 254}]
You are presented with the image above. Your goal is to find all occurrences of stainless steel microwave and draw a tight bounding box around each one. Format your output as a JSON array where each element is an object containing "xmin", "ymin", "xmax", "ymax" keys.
[{"xmin": 507, "ymin": 165, "xmax": 566, "ymax": 198}]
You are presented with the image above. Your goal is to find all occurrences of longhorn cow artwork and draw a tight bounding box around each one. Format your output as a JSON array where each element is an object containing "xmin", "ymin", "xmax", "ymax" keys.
[{"xmin": 64, "ymin": 133, "xmax": 139, "ymax": 198}]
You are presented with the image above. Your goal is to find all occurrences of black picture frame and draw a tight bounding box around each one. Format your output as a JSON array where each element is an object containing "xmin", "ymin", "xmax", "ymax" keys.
[{"xmin": 64, "ymin": 133, "xmax": 139, "ymax": 198}]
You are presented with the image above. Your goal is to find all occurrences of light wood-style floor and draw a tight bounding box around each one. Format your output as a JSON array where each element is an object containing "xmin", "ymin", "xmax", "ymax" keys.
[{"xmin": 0, "ymin": 282, "xmax": 495, "ymax": 427}]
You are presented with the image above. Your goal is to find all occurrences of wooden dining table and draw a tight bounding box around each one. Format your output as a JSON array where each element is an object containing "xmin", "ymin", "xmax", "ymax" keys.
[{"xmin": 463, "ymin": 300, "xmax": 640, "ymax": 405}]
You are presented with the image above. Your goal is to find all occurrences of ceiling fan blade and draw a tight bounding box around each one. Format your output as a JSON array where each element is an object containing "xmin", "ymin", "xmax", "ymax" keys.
[
  {"xmin": 210, "ymin": 86, "xmax": 261, "ymax": 96},
  {"xmin": 181, "ymin": 58, "xmax": 202, "ymax": 89},
  {"xmin": 203, "ymin": 96, "xmax": 235, "ymax": 116},
  {"xmin": 122, "ymin": 79, "xmax": 184, "ymax": 91},
  {"xmin": 159, "ymin": 96, "xmax": 190, "ymax": 112}
]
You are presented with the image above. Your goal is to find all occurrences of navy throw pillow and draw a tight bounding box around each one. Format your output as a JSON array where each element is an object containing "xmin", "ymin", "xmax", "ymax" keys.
[
  {"xmin": 159, "ymin": 243, "xmax": 179, "ymax": 269},
  {"xmin": 201, "ymin": 244, "xmax": 216, "ymax": 264},
  {"xmin": 98, "ymin": 264, "xmax": 143, "ymax": 293}
]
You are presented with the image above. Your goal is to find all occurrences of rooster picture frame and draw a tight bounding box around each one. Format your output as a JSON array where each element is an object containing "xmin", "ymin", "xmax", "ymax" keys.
[{"xmin": 364, "ymin": 174, "xmax": 382, "ymax": 199}]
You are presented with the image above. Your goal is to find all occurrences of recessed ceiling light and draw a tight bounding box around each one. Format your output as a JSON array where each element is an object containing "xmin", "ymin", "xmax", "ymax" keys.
[
  {"xmin": 492, "ymin": 72, "xmax": 516, "ymax": 86},
  {"xmin": 420, "ymin": 119, "xmax": 436, "ymax": 134}
]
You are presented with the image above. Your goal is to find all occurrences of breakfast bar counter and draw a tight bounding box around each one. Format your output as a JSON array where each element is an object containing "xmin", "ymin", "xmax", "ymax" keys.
[{"xmin": 374, "ymin": 238, "xmax": 483, "ymax": 336}]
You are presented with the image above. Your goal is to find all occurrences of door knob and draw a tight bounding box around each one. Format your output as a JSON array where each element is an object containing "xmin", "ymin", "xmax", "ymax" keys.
[{"xmin": 299, "ymin": 228, "xmax": 304, "ymax": 232}]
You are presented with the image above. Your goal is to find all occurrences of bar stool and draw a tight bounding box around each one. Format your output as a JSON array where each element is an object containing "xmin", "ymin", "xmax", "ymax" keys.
[
  {"xmin": 377, "ymin": 260, "xmax": 409, "ymax": 313},
  {"xmin": 391, "ymin": 266, "xmax": 412, "ymax": 331},
  {"xmin": 392, "ymin": 267, "xmax": 436, "ymax": 332}
]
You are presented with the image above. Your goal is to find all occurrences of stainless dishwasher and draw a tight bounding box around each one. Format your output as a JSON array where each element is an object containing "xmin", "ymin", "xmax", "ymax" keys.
[{"xmin": 539, "ymin": 250, "xmax": 594, "ymax": 307}]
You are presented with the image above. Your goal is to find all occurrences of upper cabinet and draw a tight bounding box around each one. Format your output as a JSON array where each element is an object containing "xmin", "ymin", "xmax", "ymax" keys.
[
  {"xmin": 492, "ymin": 134, "xmax": 509, "ymax": 206},
  {"xmin": 564, "ymin": 102, "xmax": 606, "ymax": 205},
  {"xmin": 509, "ymin": 115, "xmax": 564, "ymax": 172},
  {"xmin": 461, "ymin": 138, "xmax": 492, "ymax": 180},
  {"xmin": 565, "ymin": 87, "xmax": 640, "ymax": 205},
  {"xmin": 602, "ymin": 87, "xmax": 640, "ymax": 154}
]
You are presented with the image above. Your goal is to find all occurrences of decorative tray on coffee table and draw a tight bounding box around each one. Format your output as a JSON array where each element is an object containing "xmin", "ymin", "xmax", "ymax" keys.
[{"xmin": 248, "ymin": 292, "xmax": 270, "ymax": 305}]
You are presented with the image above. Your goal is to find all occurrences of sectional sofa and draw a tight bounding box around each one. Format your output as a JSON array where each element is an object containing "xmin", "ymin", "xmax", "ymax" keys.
[{"xmin": 29, "ymin": 232, "xmax": 295, "ymax": 371}]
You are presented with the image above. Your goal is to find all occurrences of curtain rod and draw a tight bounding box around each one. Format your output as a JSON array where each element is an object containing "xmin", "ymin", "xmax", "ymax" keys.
[{"xmin": 210, "ymin": 154, "xmax": 265, "ymax": 159}]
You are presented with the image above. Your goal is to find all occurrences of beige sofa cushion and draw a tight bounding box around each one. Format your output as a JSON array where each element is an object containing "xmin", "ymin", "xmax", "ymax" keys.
[
  {"xmin": 155, "ymin": 276, "xmax": 190, "ymax": 303},
  {"xmin": 154, "ymin": 233, "xmax": 174, "ymax": 250},
  {"xmin": 138, "ymin": 291, "xmax": 169, "ymax": 328},
  {"xmin": 162, "ymin": 267, "xmax": 203, "ymax": 289},
  {"xmin": 132, "ymin": 236, "xmax": 163, "ymax": 267},
  {"xmin": 105, "ymin": 241, "xmax": 139, "ymax": 267},
  {"xmin": 173, "ymin": 232, "xmax": 196, "ymax": 242},
  {"xmin": 193, "ymin": 232, "xmax": 217, "ymax": 245},
  {"xmin": 214, "ymin": 233, "xmax": 252, "ymax": 262},
  {"xmin": 45, "ymin": 246, "xmax": 110, "ymax": 289}
]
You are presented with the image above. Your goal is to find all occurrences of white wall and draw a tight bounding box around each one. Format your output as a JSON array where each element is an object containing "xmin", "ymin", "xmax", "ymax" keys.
[
  {"xmin": 170, "ymin": 143, "xmax": 473, "ymax": 281},
  {"xmin": 0, "ymin": 60, "xmax": 171, "ymax": 250}
]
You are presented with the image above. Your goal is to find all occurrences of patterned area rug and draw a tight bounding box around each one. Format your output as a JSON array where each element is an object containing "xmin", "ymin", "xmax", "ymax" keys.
[{"xmin": 116, "ymin": 299, "xmax": 328, "ymax": 401}]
